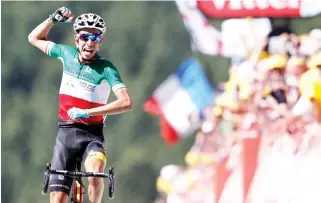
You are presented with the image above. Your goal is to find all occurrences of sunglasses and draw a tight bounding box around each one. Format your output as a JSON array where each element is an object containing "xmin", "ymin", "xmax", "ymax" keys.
[{"xmin": 79, "ymin": 33, "xmax": 102, "ymax": 43}]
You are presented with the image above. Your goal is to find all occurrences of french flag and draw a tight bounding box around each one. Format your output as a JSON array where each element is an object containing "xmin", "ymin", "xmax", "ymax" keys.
[{"xmin": 144, "ymin": 58, "xmax": 214, "ymax": 145}]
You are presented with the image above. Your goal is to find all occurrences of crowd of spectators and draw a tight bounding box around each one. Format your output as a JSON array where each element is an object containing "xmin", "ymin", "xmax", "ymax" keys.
[{"xmin": 154, "ymin": 27, "xmax": 321, "ymax": 203}]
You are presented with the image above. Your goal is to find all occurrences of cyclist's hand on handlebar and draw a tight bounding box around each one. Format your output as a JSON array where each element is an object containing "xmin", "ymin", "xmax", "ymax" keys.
[
  {"xmin": 67, "ymin": 107, "xmax": 89, "ymax": 119},
  {"xmin": 49, "ymin": 7, "xmax": 73, "ymax": 24}
]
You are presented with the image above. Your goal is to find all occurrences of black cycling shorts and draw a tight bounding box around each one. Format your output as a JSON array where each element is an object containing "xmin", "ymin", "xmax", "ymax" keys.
[{"xmin": 49, "ymin": 121, "xmax": 106, "ymax": 194}]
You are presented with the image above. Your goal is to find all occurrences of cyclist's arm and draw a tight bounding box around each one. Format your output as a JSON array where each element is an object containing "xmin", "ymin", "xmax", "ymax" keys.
[
  {"xmin": 88, "ymin": 88, "xmax": 132, "ymax": 116},
  {"xmin": 87, "ymin": 63, "xmax": 132, "ymax": 116},
  {"xmin": 28, "ymin": 18, "xmax": 55, "ymax": 54}
]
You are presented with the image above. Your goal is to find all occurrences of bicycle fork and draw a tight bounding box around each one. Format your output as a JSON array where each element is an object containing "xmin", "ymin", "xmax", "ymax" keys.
[
  {"xmin": 72, "ymin": 181, "xmax": 83, "ymax": 203},
  {"xmin": 71, "ymin": 158, "xmax": 85, "ymax": 203}
]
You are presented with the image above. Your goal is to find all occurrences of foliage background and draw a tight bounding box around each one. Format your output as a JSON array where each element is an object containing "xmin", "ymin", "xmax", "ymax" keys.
[{"xmin": 1, "ymin": 1, "xmax": 320, "ymax": 203}]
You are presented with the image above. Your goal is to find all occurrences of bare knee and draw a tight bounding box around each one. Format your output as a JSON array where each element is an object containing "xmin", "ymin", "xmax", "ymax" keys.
[
  {"xmin": 50, "ymin": 192, "xmax": 69, "ymax": 203},
  {"xmin": 86, "ymin": 159, "xmax": 105, "ymax": 186},
  {"xmin": 88, "ymin": 176, "xmax": 104, "ymax": 188}
]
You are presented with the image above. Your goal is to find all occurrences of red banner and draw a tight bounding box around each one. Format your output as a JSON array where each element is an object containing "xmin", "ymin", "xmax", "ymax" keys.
[
  {"xmin": 242, "ymin": 135, "xmax": 261, "ymax": 202},
  {"xmin": 197, "ymin": 0, "xmax": 321, "ymax": 18},
  {"xmin": 215, "ymin": 157, "xmax": 232, "ymax": 203}
]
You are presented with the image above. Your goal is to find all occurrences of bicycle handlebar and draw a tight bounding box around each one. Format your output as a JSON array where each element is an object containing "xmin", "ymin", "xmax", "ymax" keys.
[
  {"xmin": 50, "ymin": 169, "xmax": 110, "ymax": 178},
  {"xmin": 41, "ymin": 163, "xmax": 115, "ymax": 199},
  {"xmin": 42, "ymin": 163, "xmax": 51, "ymax": 195}
]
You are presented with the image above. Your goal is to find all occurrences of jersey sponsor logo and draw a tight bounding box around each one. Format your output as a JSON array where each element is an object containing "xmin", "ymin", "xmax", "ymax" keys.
[
  {"xmin": 64, "ymin": 68, "xmax": 96, "ymax": 83},
  {"xmin": 85, "ymin": 67, "xmax": 92, "ymax": 73},
  {"xmin": 65, "ymin": 78, "xmax": 76, "ymax": 88},
  {"xmin": 79, "ymin": 80, "xmax": 96, "ymax": 92}
]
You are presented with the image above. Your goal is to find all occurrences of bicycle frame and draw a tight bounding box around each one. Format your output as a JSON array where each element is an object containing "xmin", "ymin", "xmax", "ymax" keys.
[
  {"xmin": 72, "ymin": 158, "xmax": 83, "ymax": 203},
  {"xmin": 73, "ymin": 181, "xmax": 83, "ymax": 203},
  {"xmin": 42, "ymin": 160, "xmax": 114, "ymax": 203}
]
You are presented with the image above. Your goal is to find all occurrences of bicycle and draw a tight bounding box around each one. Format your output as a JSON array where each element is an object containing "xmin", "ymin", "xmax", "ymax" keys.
[{"xmin": 41, "ymin": 158, "xmax": 115, "ymax": 203}]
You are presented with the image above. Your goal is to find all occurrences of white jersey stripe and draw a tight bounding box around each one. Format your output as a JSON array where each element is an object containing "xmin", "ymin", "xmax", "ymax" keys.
[
  {"xmin": 47, "ymin": 42, "xmax": 55, "ymax": 56},
  {"xmin": 112, "ymin": 83, "xmax": 127, "ymax": 92},
  {"xmin": 59, "ymin": 72, "xmax": 110, "ymax": 104}
]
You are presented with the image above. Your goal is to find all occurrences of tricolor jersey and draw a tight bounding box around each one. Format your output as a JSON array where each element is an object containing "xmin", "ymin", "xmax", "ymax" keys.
[{"xmin": 47, "ymin": 43, "xmax": 126, "ymax": 125}]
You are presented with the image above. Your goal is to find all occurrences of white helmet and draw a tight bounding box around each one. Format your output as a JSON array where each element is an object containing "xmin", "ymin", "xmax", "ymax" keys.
[{"xmin": 73, "ymin": 13, "xmax": 106, "ymax": 34}]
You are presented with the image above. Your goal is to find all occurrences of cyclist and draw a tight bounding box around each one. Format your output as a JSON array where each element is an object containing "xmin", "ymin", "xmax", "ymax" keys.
[{"xmin": 28, "ymin": 7, "xmax": 132, "ymax": 203}]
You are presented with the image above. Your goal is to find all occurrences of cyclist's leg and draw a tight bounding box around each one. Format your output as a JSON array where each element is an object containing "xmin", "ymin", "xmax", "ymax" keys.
[
  {"xmin": 50, "ymin": 192, "xmax": 68, "ymax": 203},
  {"xmin": 49, "ymin": 127, "xmax": 78, "ymax": 203},
  {"xmin": 83, "ymin": 137, "xmax": 106, "ymax": 203}
]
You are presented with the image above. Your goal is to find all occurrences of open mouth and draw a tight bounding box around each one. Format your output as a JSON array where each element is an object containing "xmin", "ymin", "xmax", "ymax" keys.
[{"xmin": 83, "ymin": 48, "xmax": 94, "ymax": 54}]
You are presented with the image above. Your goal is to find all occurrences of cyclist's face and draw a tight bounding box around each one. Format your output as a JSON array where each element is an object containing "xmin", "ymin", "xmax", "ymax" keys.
[{"xmin": 75, "ymin": 28, "xmax": 103, "ymax": 60}]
